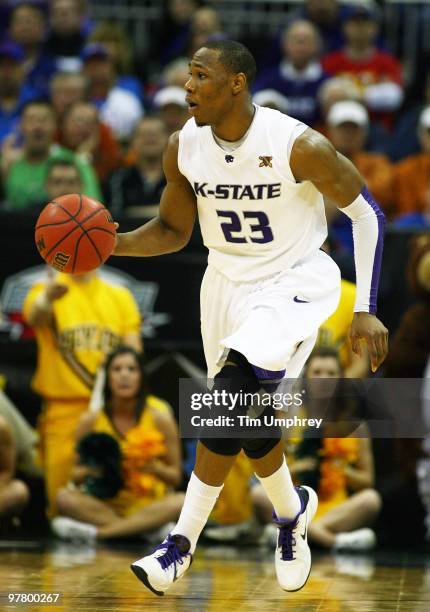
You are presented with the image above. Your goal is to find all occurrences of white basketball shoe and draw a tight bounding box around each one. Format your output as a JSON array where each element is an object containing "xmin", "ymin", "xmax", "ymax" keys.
[
  {"xmin": 130, "ymin": 533, "xmax": 192, "ymax": 596},
  {"xmin": 273, "ymin": 485, "xmax": 318, "ymax": 592}
]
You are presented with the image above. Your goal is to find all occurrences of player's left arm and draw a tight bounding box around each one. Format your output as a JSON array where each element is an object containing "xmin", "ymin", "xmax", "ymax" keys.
[{"xmin": 290, "ymin": 128, "xmax": 388, "ymax": 372}]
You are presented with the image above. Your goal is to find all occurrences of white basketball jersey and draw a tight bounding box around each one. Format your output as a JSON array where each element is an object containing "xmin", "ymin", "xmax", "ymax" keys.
[{"xmin": 178, "ymin": 105, "xmax": 327, "ymax": 281}]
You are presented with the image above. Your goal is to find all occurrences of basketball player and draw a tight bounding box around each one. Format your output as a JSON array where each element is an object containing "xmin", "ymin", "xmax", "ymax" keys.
[{"xmin": 113, "ymin": 41, "xmax": 388, "ymax": 595}]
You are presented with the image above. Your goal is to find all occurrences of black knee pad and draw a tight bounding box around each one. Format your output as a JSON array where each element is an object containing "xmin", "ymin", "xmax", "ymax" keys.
[
  {"xmin": 242, "ymin": 435, "xmax": 281, "ymax": 459},
  {"xmin": 199, "ymin": 437, "xmax": 243, "ymax": 456},
  {"xmin": 197, "ymin": 351, "xmax": 259, "ymax": 450},
  {"xmin": 214, "ymin": 349, "xmax": 260, "ymax": 391}
]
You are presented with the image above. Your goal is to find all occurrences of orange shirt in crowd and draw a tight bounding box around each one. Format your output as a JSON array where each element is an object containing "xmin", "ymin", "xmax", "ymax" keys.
[
  {"xmin": 392, "ymin": 153, "xmax": 430, "ymax": 217},
  {"xmin": 351, "ymin": 151, "xmax": 394, "ymax": 215}
]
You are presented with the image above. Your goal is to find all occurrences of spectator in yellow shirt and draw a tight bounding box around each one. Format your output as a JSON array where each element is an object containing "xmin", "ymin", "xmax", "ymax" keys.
[{"xmin": 23, "ymin": 269, "xmax": 142, "ymax": 515}]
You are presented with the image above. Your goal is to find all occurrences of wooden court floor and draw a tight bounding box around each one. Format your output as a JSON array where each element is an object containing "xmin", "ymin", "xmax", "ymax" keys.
[{"xmin": 0, "ymin": 540, "xmax": 429, "ymax": 611}]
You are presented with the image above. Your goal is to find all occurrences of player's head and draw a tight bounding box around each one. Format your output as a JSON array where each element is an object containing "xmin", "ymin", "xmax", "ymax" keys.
[
  {"xmin": 103, "ymin": 346, "xmax": 148, "ymax": 417},
  {"xmin": 185, "ymin": 39, "xmax": 257, "ymax": 127},
  {"xmin": 45, "ymin": 158, "xmax": 83, "ymax": 199}
]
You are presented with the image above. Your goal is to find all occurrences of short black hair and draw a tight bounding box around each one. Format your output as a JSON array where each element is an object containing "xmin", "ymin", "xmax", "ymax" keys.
[{"xmin": 203, "ymin": 40, "xmax": 257, "ymax": 88}]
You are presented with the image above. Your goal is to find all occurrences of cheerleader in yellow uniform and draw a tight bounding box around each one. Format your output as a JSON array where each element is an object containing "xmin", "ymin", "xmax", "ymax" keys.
[{"xmin": 51, "ymin": 346, "xmax": 184, "ymax": 541}]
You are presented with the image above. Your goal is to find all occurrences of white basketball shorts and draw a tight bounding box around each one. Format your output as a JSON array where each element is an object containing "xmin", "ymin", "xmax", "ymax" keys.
[{"xmin": 200, "ymin": 249, "xmax": 341, "ymax": 379}]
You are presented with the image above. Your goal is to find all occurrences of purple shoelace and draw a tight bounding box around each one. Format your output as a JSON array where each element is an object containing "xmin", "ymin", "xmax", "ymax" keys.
[
  {"xmin": 154, "ymin": 535, "xmax": 188, "ymax": 571},
  {"xmin": 277, "ymin": 521, "xmax": 297, "ymax": 561}
]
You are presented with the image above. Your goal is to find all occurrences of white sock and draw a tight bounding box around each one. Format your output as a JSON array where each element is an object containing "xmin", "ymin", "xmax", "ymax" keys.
[
  {"xmin": 256, "ymin": 457, "xmax": 301, "ymax": 520},
  {"xmin": 171, "ymin": 472, "xmax": 223, "ymax": 552}
]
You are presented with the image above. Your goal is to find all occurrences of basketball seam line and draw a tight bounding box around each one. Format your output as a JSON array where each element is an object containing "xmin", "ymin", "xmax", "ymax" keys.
[
  {"xmin": 45, "ymin": 205, "xmax": 108, "ymax": 259},
  {"xmin": 71, "ymin": 226, "xmax": 103, "ymax": 273}
]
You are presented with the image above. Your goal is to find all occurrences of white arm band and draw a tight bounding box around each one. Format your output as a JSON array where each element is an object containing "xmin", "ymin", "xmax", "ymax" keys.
[{"xmin": 339, "ymin": 187, "xmax": 385, "ymax": 314}]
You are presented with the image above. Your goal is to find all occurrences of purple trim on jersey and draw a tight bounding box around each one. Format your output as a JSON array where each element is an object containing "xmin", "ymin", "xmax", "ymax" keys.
[
  {"xmin": 361, "ymin": 186, "xmax": 385, "ymax": 314},
  {"xmin": 251, "ymin": 364, "xmax": 286, "ymax": 381}
]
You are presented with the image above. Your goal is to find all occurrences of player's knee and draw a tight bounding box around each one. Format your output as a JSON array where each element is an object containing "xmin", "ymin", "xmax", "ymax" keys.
[
  {"xmin": 242, "ymin": 436, "xmax": 280, "ymax": 459},
  {"xmin": 215, "ymin": 350, "xmax": 259, "ymax": 391},
  {"xmin": 219, "ymin": 350, "xmax": 284, "ymax": 393},
  {"xmin": 199, "ymin": 437, "xmax": 243, "ymax": 456}
]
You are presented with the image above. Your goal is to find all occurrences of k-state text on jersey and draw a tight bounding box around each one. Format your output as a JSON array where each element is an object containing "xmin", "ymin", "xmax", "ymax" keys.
[{"xmin": 193, "ymin": 182, "xmax": 281, "ymax": 200}]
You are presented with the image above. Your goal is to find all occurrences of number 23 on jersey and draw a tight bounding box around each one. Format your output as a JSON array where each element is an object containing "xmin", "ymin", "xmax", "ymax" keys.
[{"xmin": 216, "ymin": 210, "xmax": 274, "ymax": 244}]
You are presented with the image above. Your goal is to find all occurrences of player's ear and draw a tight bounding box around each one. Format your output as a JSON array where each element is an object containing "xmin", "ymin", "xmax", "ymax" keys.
[{"xmin": 231, "ymin": 72, "xmax": 246, "ymax": 95}]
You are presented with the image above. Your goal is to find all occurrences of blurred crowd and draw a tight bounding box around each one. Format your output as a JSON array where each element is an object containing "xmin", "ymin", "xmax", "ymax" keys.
[
  {"xmin": 0, "ymin": 0, "xmax": 429, "ymax": 554},
  {"xmin": 0, "ymin": 0, "xmax": 428, "ymax": 239}
]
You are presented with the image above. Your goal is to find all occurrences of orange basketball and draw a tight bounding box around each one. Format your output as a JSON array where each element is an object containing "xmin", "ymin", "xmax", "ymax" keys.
[{"xmin": 35, "ymin": 194, "xmax": 116, "ymax": 274}]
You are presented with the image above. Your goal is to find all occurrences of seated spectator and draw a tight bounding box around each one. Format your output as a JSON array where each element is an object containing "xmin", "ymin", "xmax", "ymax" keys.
[
  {"xmin": 45, "ymin": 158, "xmax": 83, "ymax": 200},
  {"xmin": 1, "ymin": 100, "xmax": 101, "ymax": 210},
  {"xmin": 82, "ymin": 43, "xmax": 143, "ymax": 141},
  {"xmin": 389, "ymin": 72, "xmax": 430, "ymax": 162},
  {"xmin": 105, "ymin": 116, "xmax": 167, "ymax": 215},
  {"xmin": 0, "ymin": 414, "xmax": 30, "ymax": 522},
  {"xmin": 253, "ymin": 90, "xmax": 289, "ymax": 114},
  {"xmin": 376, "ymin": 236, "xmax": 429, "ymax": 545},
  {"xmin": 160, "ymin": 57, "xmax": 189, "ymax": 89},
  {"xmin": 0, "ymin": 42, "xmax": 38, "ymax": 145},
  {"xmin": 149, "ymin": 0, "xmax": 200, "ymax": 69},
  {"xmin": 0, "ymin": 390, "xmax": 40, "ymax": 479},
  {"xmin": 60, "ymin": 101, "xmax": 122, "ymax": 183},
  {"xmin": 23, "ymin": 270, "xmax": 142, "ymax": 515},
  {"xmin": 152, "ymin": 86, "xmax": 188, "ymax": 135},
  {"xmin": 45, "ymin": 0, "xmax": 87, "ymax": 71},
  {"xmin": 317, "ymin": 76, "xmax": 390, "ymax": 153},
  {"xmin": 88, "ymin": 21, "xmax": 143, "ymax": 101},
  {"xmin": 392, "ymin": 107, "xmax": 430, "ymax": 221},
  {"xmin": 327, "ymin": 101, "xmax": 394, "ymax": 211},
  {"xmin": 50, "ymin": 71, "xmax": 88, "ymax": 123},
  {"xmin": 325, "ymin": 101, "xmax": 394, "ymax": 254},
  {"xmin": 187, "ymin": 7, "xmax": 225, "ymax": 57},
  {"xmin": 253, "ymin": 20, "xmax": 328, "ymax": 126},
  {"xmin": 288, "ymin": 0, "xmax": 349, "ymax": 54},
  {"xmin": 252, "ymin": 347, "xmax": 381, "ymax": 551},
  {"xmin": 8, "ymin": 2, "xmax": 57, "ymax": 98},
  {"xmin": 318, "ymin": 75, "xmax": 361, "ymax": 116},
  {"xmin": 52, "ymin": 346, "xmax": 183, "ymax": 542},
  {"xmin": 322, "ymin": 6, "xmax": 404, "ymax": 129}
]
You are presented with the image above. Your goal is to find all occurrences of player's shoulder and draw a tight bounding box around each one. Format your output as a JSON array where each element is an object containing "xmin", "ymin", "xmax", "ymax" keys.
[
  {"xmin": 257, "ymin": 104, "xmax": 301, "ymax": 127},
  {"xmin": 289, "ymin": 125, "xmax": 335, "ymax": 171}
]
